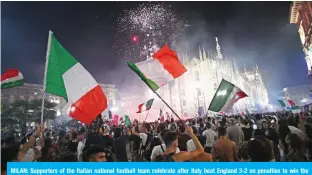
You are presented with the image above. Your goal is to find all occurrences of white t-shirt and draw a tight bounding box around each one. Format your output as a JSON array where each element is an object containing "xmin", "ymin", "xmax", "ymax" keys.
[
  {"xmin": 150, "ymin": 144, "xmax": 180, "ymax": 161},
  {"xmin": 139, "ymin": 133, "xmax": 148, "ymax": 147},
  {"xmin": 21, "ymin": 146, "xmax": 41, "ymax": 162},
  {"xmin": 202, "ymin": 129, "xmax": 217, "ymax": 147}
]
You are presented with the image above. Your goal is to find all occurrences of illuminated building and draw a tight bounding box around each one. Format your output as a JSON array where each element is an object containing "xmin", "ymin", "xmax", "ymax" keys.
[
  {"xmin": 121, "ymin": 38, "xmax": 269, "ymax": 121},
  {"xmin": 290, "ymin": 1, "xmax": 312, "ymax": 75},
  {"xmin": 160, "ymin": 38, "xmax": 269, "ymax": 118},
  {"xmin": 1, "ymin": 83, "xmax": 62, "ymax": 116},
  {"xmin": 1, "ymin": 83, "xmax": 118, "ymax": 119}
]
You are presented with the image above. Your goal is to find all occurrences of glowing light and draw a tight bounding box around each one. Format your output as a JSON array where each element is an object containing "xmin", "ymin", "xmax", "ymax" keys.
[
  {"xmin": 56, "ymin": 110, "xmax": 61, "ymax": 116},
  {"xmin": 132, "ymin": 35, "xmax": 139, "ymax": 42},
  {"xmin": 148, "ymin": 90, "xmax": 155, "ymax": 99},
  {"xmin": 111, "ymin": 106, "xmax": 119, "ymax": 112},
  {"xmin": 217, "ymin": 90, "xmax": 227, "ymax": 96},
  {"xmin": 301, "ymin": 98, "xmax": 308, "ymax": 103},
  {"xmin": 115, "ymin": 3, "xmax": 189, "ymax": 59},
  {"xmin": 70, "ymin": 106, "xmax": 76, "ymax": 113}
]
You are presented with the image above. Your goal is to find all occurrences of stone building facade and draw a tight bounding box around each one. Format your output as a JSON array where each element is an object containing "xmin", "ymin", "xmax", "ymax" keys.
[
  {"xmin": 290, "ymin": 1, "xmax": 312, "ymax": 76},
  {"xmin": 1, "ymin": 83, "xmax": 118, "ymax": 118}
]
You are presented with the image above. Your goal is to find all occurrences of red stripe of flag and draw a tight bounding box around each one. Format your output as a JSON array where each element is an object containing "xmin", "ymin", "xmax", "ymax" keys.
[
  {"xmin": 288, "ymin": 100, "xmax": 295, "ymax": 107},
  {"xmin": 1, "ymin": 69, "xmax": 20, "ymax": 82},
  {"xmin": 69, "ymin": 85, "xmax": 107, "ymax": 124},
  {"xmin": 136, "ymin": 103, "xmax": 144, "ymax": 113},
  {"xmin": 234, "ymin": 91, "xmax": 248, "ymax": 103},
  {"xmin": 152, "ymin": 44, "xmax": 187, "ymax": 78}
]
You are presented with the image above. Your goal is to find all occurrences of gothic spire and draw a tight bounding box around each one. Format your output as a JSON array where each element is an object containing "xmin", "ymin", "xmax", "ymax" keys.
[
  {"xmin": 181, "ymin": 52, "xmax": 186, "ymax": 64},
  {"xmin": 253, "ymin": 59, "xmax": 259, "ymax": 74},
  {"xmin": 216, "ymin": 37, "xmax": 223, "ymax": 59},
  {"xmin": 233, "ymin": 57, "xmax": 239, "ymax": 74},
  {"xmin": 185, "ymin": 52, "xmax": 190, "ymax": 64},
  {"xmin": 199, "ymin": 46, "xmax": 203, "ymax": 60},
  {"xmin": 202, "ymin": 46, "xmax": 207, "ymax": 60}
]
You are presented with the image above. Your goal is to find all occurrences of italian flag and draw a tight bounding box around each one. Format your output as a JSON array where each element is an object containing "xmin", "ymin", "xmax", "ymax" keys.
[
  {"xmin": 127, "ymin": 44, "xmax": 187, "ymax": 92},
  {"xmin": 44, "ymin": 31, "xmax": 107, "ymax": 124},
  {"xmin": 1, "ymin": 69, "xmax": 24, "ymax": 89},
  {"xmin": 137, "ymin": 99, "xmax": 154, "ymax": 113},
  {"xmin": 278, "ymin": 99, "xmax": 296, "ymax": 107},
  {"xmin": 208, "ymin": 79, "xmax": 248, "ymax": 113}
]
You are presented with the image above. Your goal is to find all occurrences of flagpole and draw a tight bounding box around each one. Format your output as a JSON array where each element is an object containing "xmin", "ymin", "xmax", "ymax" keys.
[
  {"xmin": 40, "ymin": 31, "xmax": 53, "ymax": 126},
  {"xmin": 153, "ymin": 91, "xmax": 182, "ymax": 121}
]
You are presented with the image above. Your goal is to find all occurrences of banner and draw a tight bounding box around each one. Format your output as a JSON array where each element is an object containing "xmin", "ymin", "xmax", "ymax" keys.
[{"xmin": 7, "ymin": 162, "xmax": 312, "ymax": 175}]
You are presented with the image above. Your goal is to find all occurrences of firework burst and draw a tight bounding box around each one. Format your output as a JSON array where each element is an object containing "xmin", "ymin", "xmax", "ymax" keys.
[{"xmin": 115, "ymin": 3, "xmax": 189, "ymax": 61}]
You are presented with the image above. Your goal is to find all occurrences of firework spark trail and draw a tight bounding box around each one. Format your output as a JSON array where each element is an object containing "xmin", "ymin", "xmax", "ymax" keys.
[{"xmin": 115, "ymin": 3, "xmax": 189, "ymax": 61}]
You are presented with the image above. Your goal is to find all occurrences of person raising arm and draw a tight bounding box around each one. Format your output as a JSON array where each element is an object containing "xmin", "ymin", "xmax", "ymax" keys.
[{"xmin": 169, "ymin": 125, "xmax": 205, "ymax": 162}]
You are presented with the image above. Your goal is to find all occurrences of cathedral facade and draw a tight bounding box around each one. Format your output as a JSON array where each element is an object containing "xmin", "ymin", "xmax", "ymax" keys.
[
  {"xmin": 120, "ymin": 38, "xmax": 269, "ymax": 121},
  {"xmin": 157, "ymin": 38, "xmax": 269, "ymax": 118}
]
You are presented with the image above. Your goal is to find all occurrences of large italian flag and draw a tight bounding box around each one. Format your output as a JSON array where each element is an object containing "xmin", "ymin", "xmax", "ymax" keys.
[
  {"xmin": 208, "ymin": 79, "xmax": 248, "ymax": 113},
  {"xmin": 44, "ymin": 31, "xmax": 107, "ymax": 124},
  {"xmin": 127, "ymin": 44, "xmax": 187, "ymax": 91},
  {"xmin": 1, "ymin": 69, "xmax": 24, "ymax": 89}
]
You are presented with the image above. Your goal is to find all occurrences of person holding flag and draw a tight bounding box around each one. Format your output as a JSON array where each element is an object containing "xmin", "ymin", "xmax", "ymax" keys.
[{"xmin": 42, "ymin": 31, "xmax": 108, "ymax": 125}]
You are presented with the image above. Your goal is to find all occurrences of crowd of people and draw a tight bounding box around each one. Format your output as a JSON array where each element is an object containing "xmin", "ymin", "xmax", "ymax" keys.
[{"xmin": 1, "ymin": 110, "xmax": 312, "ymax": 174}]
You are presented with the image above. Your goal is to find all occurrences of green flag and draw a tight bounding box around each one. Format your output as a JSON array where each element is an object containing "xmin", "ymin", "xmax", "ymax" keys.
[{"xmin": 125, "ymin": 115, "xmax": 131, "ymax": 126}]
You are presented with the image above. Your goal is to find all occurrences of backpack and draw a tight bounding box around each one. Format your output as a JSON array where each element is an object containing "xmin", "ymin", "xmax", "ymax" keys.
[
  {"xmin": 155, "ymin": 145, "xmax": 175, "ymax": 162},
  {"xmin": 141, "ymin": 133, "xmax": 154, "ymax": 161},
  {"xmin": 143, "ymin": 137, "xmax": 162, "ymax": 162},
  {"xmin": 141, "ymin": 133, "xmax": 153, "ymax": 150}
]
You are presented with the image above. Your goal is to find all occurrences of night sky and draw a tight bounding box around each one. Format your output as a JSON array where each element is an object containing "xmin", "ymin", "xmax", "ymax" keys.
[{"xmin": 1, "ymin": 1, "xmax": 309, "ymax": 104}]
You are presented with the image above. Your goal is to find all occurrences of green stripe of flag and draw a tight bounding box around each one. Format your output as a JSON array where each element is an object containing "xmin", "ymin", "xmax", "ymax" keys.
[
  {"xmin": 278, "ymin": 100, "xmax": 286, "ymax": 107},
  {"xmin": 45, "ymin": 33, "xmax": 78, "ymax": 101},
  {"xmin": 1, "ymin": 79, "xmax": 24, "ymax": 89},
  {"xmin": 208, "ymin": 79, "xmax": 235, "ymax": 112},
  {"xmin": 126, "ymin": 61, "xmax": 160, "ymax": 91},
  {"xmin": 145, "ymin": 99, "xmax": 154, "ymax": 110}
]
